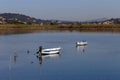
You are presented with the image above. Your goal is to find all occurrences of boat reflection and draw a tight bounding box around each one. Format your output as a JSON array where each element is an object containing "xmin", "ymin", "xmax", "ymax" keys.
[
  {"xmin": 36, "ymin": 56, "xmax": 43, "ymax": 64},
  {"xmin": 36, "ymin": 54, "xmax": 60, "ymax": 64},
  {"xmin": 76, "ymin": 45, "xmax": 87, "ymax": 53},
  {"xmin": 14, "ymin": 50, "xmax": 17, "ymax": 64}
]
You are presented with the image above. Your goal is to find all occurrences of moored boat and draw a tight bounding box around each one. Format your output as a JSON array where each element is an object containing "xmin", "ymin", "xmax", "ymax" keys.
[
  {"xmin": 76, "ymin": 40, "xmax": 88, "ymax": 46},
  {"xmin": 40, "ymin": 47, "xmax": 62, "ymax": 55}
]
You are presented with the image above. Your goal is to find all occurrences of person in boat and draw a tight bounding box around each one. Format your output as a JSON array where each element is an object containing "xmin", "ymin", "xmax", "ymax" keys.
[
  {"xmin": 39, "ymin": 46, "xmax": 42, "ymax": 53},
  {"xmin": 36, "ymin": 46, "xmax": 42, "ymax": 54}
]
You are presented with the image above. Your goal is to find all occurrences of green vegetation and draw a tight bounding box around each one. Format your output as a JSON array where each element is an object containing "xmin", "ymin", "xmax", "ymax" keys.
[
  {"xmin": 57, "ymin": 23, "xmax": 120, "ymax": 32},
  {"xmin": 0, "ymin": 23, "xmax": 120, "ymax": 31}
]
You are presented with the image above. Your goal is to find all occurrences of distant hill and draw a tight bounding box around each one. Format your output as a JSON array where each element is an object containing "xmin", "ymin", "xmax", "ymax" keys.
[
  {"xmin": 0, "ymin": 13, "xmax": 120, "ymax": 24},
  {"xmin": 85, "ymin": 18, "xmax": 120, "ymax": 24},
  {"xmin": 86, "ymin": 18, "xmax": 108, "ymax": 23},
  {"xmin": 0, "ymin": 13, "xmax": 74, "ymax": 24},
  {"xmin": 0, "ymin": 13, "xmax": 51, "ymax": 24}
]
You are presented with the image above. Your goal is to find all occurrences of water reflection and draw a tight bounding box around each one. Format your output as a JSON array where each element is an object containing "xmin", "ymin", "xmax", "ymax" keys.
[
  {"xmin": 27, "ymin": 50, "xmax": 30, "ymax": 54},
  {"xmin": 36, "ymin": 56, "xmax": 42, "ymax": 64},
  {"xmin": 76, "ymin": 45, "xmax": 87, "ymax": 53},
  {"xmin": 14, "ymin": 50, "xmax": 17, "ymax": 64},
  {"xmin": 36, "ymin": 54, "xmax": 60, "ymax": 65}
]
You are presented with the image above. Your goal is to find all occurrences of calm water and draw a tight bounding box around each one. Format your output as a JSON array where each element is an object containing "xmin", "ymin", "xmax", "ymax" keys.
[{"xmin": 0, "ymin": 31, "xmax": 120, "ymax": 80}]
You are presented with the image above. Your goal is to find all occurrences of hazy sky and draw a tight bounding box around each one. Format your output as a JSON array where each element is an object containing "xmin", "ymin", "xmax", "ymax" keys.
[{"xmin": 0, "ymin": 0, "xmax": 120, "ymax": 21}]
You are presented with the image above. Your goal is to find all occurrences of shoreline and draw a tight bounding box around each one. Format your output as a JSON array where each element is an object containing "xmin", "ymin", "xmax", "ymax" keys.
[{"xmin": 0, "ymin": 24, "xmax": 120, "ymax": 35}]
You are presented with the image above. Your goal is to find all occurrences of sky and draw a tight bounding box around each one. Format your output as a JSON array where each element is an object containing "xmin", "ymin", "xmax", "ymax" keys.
[{"xmin": 0, "ymin": 0, "xmax": 120, "ymax": 21}]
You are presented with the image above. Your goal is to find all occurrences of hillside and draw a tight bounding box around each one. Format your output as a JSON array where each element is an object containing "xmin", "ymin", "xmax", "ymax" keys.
[
  {"xmin": 0, "ymin": 13, "xmax": 48, "ymax": 24},
  {"xmin": 0, "ymin": 13, "xmax": 120, "ymax": 25}
]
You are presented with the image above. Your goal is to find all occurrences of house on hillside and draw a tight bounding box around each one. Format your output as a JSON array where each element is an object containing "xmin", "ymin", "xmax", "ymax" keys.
[
  {"xmin": 0, "ymin": 17, "xmax": 6, "ymax": 24},
  {"xmin": 102, "ymin": 21, "xmax": 113, "ymax": 24}
]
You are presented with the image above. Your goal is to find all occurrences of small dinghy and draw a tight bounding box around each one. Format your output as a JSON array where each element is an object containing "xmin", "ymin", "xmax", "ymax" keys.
[
  {"xmin": 76, "ymin": 40, "xmax": 88, "ymax": 46},
  {"xmin": 39, "ymin": 46, "xmax": 62, "ymax": 55}
]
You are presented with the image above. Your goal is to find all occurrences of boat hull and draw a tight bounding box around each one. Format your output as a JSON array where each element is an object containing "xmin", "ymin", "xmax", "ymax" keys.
[
  {"xmin": 76, "ymin": 42, "xmax": 88, "ymax": 46},
  {"xmin": 41, "ymin": 47, "xmax": 61, "ymax": 55}
]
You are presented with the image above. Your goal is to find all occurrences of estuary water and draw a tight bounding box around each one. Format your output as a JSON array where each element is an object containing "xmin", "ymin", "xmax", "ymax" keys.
[{"xmin": 0, "ymin": 31, "xmax": 120, "ymax": 80}]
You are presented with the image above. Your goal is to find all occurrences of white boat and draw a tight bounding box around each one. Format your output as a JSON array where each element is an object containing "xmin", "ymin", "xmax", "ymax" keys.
[
  {"xmin": 76, "ymin": 40, "xmax": 88, "ymax": 46},
  {"xmin": 41, "ymin": 47, "xmax": 62, "ymax": 55}
]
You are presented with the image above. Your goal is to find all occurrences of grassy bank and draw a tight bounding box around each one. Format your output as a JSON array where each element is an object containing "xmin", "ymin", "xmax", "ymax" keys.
[
  {"xmin": 0, "ymin": 24, "xmax": 120, "ymax": 34},
  {"xmin": 1, "ymin": 24, "xmax": 120, "ymax": 28},
  {"xmin": 0, "ymin": 24, "xmax": 61, "ymax": 35},
  {"xmin": 58, "ymin": 24, "xmax": 120, "ymax": 32}
]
